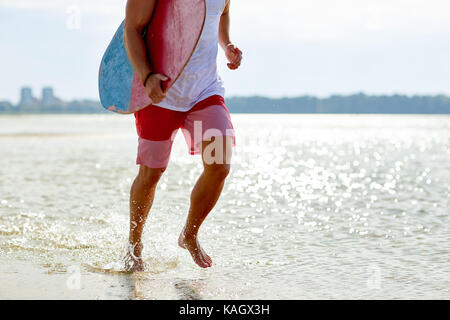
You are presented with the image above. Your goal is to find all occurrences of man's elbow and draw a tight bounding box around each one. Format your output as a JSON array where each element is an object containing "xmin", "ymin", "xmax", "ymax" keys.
[{"xmin": 124, "ymin": 22, "xmax": 143, "ymax": 36}]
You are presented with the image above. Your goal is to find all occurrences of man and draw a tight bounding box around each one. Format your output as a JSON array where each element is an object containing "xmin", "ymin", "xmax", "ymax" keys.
[{"xmin": 123, "ymin": 0, "xmax": 242, "ymax": 271}]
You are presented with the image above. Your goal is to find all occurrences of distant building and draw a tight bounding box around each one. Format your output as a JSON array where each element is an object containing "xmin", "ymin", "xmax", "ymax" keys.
[
  {"xmin": 20, "ymin": 87, "xmax": 34, "ymax": 106},
  {"xmin": 42, "ymin": 87, "xmax": 55, "ymax": 106},
  {"xmin": 0, "ymin": 101, "xmax": 13, "ymax": 112}
]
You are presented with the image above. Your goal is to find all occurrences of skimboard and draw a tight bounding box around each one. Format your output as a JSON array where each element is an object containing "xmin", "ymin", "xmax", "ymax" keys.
[{"xmin": 98, "ymin": 0, "xmax": 206, "ymax": 114}]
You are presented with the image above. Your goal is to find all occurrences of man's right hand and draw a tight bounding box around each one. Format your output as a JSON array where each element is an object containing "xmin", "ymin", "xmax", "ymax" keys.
[{"xmin": 145, "ymin": 73, "xmax": 169, "ymax": 104}]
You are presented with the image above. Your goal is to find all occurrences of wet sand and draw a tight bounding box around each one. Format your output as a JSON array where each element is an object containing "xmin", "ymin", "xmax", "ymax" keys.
[
  {"xmin": 0, "ymin": 258, "xmax": 134, "ymax": 300},
  {"xmin": 1, "ymin": 114, "xmax": 449, "ymax": 299}
]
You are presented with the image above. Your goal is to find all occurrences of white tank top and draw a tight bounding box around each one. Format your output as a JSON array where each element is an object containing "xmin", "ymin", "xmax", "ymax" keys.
[{"xmin": 156, "ymin": 0, "xmax": 226, "ymax": 112}]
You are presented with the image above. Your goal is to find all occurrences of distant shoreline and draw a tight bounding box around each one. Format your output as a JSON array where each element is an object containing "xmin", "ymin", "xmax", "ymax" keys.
[
  {"xmin": 1, "ymin": 94, "xmax": 450, "ymax": 114},
  {"xmin": 1, "ymin": 112, "xmax": 449, "ymax": 116}
]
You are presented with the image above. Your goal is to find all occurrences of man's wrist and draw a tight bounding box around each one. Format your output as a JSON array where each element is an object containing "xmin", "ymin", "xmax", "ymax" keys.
[
  {"xmin": 221, "ymin": 42, "xmax": 233, "ymax": 50},
  {"xmin": 142, "ymin": 70, "xmax": 154, "ymax": 87}
]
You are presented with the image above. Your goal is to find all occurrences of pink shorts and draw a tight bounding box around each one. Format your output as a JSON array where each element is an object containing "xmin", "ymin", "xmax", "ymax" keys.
[{"xmin": 134, "ymin": 95, "xmax": 236, "ymax": 168}]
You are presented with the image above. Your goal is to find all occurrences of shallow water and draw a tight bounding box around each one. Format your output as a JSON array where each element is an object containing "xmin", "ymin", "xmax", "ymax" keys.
[{"xmin": 0, "ymin": 114, "xmax": 449, "ymax": 299}]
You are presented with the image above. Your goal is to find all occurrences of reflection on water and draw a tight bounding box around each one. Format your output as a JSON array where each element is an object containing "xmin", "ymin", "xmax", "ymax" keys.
[
  {"xmin": 100, "ymin": 273, "xmax": 206, "ymax": 300},
  {"xmin": 174, "ymin": 280, "xmax": 203, "ymax": 300},
  {"xmin": 0, "ymin": 114, "xmax": 449, "ymax": 299}
]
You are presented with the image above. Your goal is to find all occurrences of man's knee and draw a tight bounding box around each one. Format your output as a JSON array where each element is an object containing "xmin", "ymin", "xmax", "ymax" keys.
[
  {"xmin": 204, "ymin": 163, "xmax": 230, "ymax": 180},
  {"xmin": 136, "ymin": 165, "xmax": 166, "ymax": 187}
]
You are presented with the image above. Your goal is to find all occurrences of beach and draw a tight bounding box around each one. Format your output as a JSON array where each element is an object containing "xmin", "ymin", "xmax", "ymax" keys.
[{"xmin": 0, "ymin": 114, "xmax": 449, "ymax": 299}]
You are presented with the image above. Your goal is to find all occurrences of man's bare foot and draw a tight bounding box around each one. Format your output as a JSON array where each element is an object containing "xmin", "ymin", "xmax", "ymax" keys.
[
  {"xmin": 124, "ymin": 242, "xmax": 146, "ymax": 272},
  {"xmin": 178, "ymin": 228, "xmax": 212, "ymax": 268}
]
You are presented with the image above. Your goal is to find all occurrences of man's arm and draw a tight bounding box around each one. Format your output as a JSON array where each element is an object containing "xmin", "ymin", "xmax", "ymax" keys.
[
  {"xmin": 123, "ymin": 0, "xmax": 155, "ymax": 82},
  {"xmin": 123, "ymin": 0, "xmax": 167, "ymax": 103},
  {"xmin": 219, "ymin": 0, "xmax": 242, "ymax": 70},
  {"xmin": 219, "ymin": 0, "xmax": 232, "ymax": 50}
]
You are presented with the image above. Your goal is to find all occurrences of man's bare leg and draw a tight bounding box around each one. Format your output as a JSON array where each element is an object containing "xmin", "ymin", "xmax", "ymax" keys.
[
  {"xmin": 178, "ymin": 136, "xmax": 233, "ymax": 268},
  {"xmin": 125, "ymin": 165, "xmax": 165, "ymax": 272}
]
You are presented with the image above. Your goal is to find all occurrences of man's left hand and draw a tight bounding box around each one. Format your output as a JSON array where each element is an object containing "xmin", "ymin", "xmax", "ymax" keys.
[{"xmin": 225, "ymin": 44, "xmax": 242, "ymax": 70}]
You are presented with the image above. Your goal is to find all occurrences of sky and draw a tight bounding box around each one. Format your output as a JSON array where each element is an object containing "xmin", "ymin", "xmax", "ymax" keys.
[{"xmin": 1, "ymin": 0, "xmax": 450, "ymax": 103}]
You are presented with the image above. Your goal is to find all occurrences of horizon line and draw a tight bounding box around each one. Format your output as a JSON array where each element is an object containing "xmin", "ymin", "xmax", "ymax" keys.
[{"xmin": 2, "ymin": 92, "xmax": 450, "ymax": 105}]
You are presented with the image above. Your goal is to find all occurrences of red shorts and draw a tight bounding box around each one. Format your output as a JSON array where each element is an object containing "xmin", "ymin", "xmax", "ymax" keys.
[{"xmin": 134, "ymin": 95, "xmax": 235, "ymax": 168}]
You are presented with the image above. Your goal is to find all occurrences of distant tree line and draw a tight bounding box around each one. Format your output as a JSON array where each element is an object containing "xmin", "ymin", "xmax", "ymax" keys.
[
  {"xmin": 227, "ymin": 94, "xmax": 450, "ymax": 114},
  {"xmin": 1, "ymin": 94, "xmax": 450, "ymax": 114}
]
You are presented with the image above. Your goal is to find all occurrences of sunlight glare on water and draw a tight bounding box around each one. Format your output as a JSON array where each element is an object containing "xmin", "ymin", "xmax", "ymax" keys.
[{"xmin": 0, "ymin": 114, "xmax": 449, "ymax": 299}]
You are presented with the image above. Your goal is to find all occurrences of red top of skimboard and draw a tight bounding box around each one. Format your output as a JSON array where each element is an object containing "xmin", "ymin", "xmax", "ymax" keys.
[{"xmin": 99, "ymin": 0, "xmax": 206, "ymax": 114}]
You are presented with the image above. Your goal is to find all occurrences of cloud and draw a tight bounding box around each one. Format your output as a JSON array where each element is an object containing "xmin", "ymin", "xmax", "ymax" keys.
[
  {"xmin": 232, "ymin": 0, "xmax": 450, "ymax": 42},
  {"xmin": 0, "ymin": 0, "xmax": 124, "ymax": 16},
  {"xmin": 1, "ymin": 0, "xmax": 450, "ymax": 101},
  {"xmin": 2, "ymin": 0, "xmax": 450, "ymax": 42}
]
